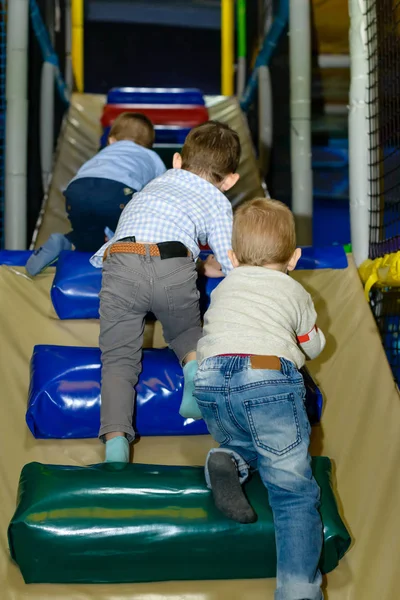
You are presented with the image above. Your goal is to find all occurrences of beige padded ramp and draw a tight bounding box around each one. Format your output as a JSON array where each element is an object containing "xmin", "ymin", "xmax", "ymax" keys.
[
  {"xmin": 34, "ymin": 93, "xmax": 265, "ymax": 248},
  {"xmin": 1, "ymin": 256, "xmax": 399, "ymax": 599}
]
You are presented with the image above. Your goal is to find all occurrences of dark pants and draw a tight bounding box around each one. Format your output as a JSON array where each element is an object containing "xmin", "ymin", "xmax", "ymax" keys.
[
  {"xmin": 64, "ymin": 177, "xmax": 135, "ymax": 251},
  {"xmin": 99, "ymin": 250, "xmax": 202, "ymax": 442}
]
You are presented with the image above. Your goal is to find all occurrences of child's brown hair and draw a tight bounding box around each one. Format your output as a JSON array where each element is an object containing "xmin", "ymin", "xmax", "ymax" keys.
[
  {"xmin": 180, "ymin": 120, "xmax": 241, "ymax": 184},
  {"xmin": 232, "ymin": 198, "xmax": 296, "ymax": 267},
  {"xmin": 109, "ymin": 112, "xmax": 155, "ymax": 148}
]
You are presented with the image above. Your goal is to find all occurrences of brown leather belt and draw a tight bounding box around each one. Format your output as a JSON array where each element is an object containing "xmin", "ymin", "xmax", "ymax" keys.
[
  {"xmin": 220, "ymin": 354, "xmax": 281, "ymax": 371},
  {"xmin": 104, "ymin": 242, "xmax": 161, "ymax": 261},
  {"xmin": 250, "ymin": 355, "xmax": 281, "ymax": 370},
  {"xmin": 103, "ymin": 241, "xmax": 191, "ymax": 262}
]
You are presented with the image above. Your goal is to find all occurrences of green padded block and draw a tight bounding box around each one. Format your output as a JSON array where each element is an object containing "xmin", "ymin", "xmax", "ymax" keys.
[
  {"xmin": 154, "ymin": 144, "xmax": 182, "ymax": 168},
  {"xmin": 8, "ymin": 457, "xmax": 350, "ymax": 584}
]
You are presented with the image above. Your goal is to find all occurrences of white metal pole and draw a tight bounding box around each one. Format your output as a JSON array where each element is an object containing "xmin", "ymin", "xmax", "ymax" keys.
[
  {"xmin": 348, "ymin": 0, "xmax": 370, "ymax": 266},
  {"xmin": 65, "ymin": 0, "xmax": 73, "ymax": 95},
  {"xmin": 39, "ymin": 0, "xmax": 56, "ymax": 193},
  {"xmin": 5, "ymin": 0, "xmax": 29, "ymax": 249},
  {"xmin": 289, "ymin": 0, "xmax": 312, "ymax": 246},
  {"xmin": 40, "ymin": 61, "xmax": 55, "ymax": 192}
]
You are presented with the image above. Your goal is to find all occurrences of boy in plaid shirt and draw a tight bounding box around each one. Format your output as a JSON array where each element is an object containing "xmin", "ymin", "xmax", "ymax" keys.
[{"xmin": 91, "ymin": 121, "xmax": 241, "ymax": 463}]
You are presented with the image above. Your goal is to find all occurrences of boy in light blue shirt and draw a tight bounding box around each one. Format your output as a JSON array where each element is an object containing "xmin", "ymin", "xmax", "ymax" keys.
[{"xmin": 26, "ymin": 112, "xmax": 166, "ymax": 276}]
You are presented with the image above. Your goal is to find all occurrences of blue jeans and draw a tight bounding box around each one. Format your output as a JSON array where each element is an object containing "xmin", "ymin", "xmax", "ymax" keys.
[
  {"xmin": 64, "ymin": 178, "xmax": 135, "ymax": 251},
  {"xmin": 194, "ymin": 355, "xmax": 323, "ymax": 600}
]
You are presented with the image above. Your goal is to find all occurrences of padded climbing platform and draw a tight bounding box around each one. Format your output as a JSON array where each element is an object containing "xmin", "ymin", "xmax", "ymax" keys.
[
  {"xmin": 0, "ymin": 250, "xmax": 33, "ymax": 266},
  {"xmin": 101, "ymin": 104, "xmax": 209, "ymax": 128},
  {"xmin": 8, "ymin": 458, "xmax": 350, "ymax": 584},
  {"xmin": 51, "ymin": 251, "xmax": 100, "ymax": 319},
  {"xmin": 26, "ymin": 346, "xmax": 208, "ymax": 438},
  {"xmin": 26, "ymin": 344, "xmax": 323, "ymax": 439},
  {"xmin": 51, "ymin": 250, "xmax": 219, "ymax": 320},
  {"xmin": 50, "ymin": 247, "xmax": 348, "ymax": 320}
]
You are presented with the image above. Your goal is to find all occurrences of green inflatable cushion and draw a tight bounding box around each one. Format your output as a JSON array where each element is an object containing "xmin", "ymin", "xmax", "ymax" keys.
[{"xmin": 8, "ymin": 457, "xmax": 350, "ymax": 584}]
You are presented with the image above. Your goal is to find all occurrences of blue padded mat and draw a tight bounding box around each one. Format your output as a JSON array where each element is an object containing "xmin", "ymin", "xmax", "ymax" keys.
[
  {"xmin": 51, "ymin": 247, "xmax": 347, "ymax": 320},
  {"xmin": 199, "ymin": 246, "xmax": 348, "ymax": 271},
  {"xmin": 27, "ymin": 346, "xmax": 207, "ymax": 438},
  {"xmin": 51, "ymin": 252, "xmax": 100, "ymax": 319},
  {"xmin": 0, "ymin": 250, "xmax": 33, "ymax": 266},
  {"xmin": 107, "ymin": 87, "xmax": 205, "ymax": 106},
  {"xmin": 26, "ymin": 345, "xmax": 323, "ymax": 439}
]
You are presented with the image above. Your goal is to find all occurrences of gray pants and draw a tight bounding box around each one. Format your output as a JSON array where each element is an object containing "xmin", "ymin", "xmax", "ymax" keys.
[{"xmin": 99, "ymin": 251, "xmax": 202, "ymax": 442}]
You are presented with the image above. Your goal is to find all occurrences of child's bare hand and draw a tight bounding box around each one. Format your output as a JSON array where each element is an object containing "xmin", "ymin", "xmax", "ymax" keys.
[{"xmin": 203, "ymin": 255, "xmax": 224, "ymax": 278}]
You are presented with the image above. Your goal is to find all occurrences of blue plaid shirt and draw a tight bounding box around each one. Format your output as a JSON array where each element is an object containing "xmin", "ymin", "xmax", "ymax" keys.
[{"xmin": 90, "ymin": 168, "xmax": 234, "ymax": 275}]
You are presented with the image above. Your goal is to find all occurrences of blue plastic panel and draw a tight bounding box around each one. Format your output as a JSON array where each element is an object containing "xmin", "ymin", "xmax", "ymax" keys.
[
  {"xmin": 0, "ymin": 250, "xmax": 33, "ymax": 265},
  {"xmin": 26, "ymin": 345, "xmax": 322, "ymax": 439},
  {"xmin": 107, "ymin": 87, "xmax": 205, "ymax": 106},
  {"xmin": 313, "ymin": 199, "xmax": 350, "ymax": 247},
  {"xmin": 314, "ymin": 170, "xmax": 349, "ymax": 201},
  {"xmin": 51, "ymin": 247, "xmax": 347, "ymax": 320},
  {"xmin": 297, "ymin": 246, "xmax": 348, "ymax": 269},
  {"xmin": 312, "ymin": 147, "xmax": 348, "ymax": 169}
]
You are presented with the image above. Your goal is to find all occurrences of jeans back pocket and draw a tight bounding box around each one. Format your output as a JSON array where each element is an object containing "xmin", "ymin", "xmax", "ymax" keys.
[
  {"xmin": 244, "ymin": 392, "xmax": 301, "ymax": 456},
  {"xmin": 100, "ymin": 274, "xmax": 140, "ymax": 321},
  {"xmin": 165, "ymin": 269, "xmax": 199, "ymax": 314},
  {"xmin": 196, "ymin": 400, "xmax": 231, "ymax": 446}
]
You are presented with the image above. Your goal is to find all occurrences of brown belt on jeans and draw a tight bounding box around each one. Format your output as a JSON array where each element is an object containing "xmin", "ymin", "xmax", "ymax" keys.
[
  {"xmin": 103, "ymin": 242, "xmax": 191, "ymax": 262},
  {"xmin": 104, "ymin": 242, "xmax": 161, "ymax": 261},
  {"xmin": 249, "ymin": 355, "xmax": 281, "ymax": 371}
]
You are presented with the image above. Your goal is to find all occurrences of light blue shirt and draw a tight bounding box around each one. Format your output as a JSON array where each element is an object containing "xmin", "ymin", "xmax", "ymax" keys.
[
  {"xmin": 90, "ymin": 168, "xmax": 233, "ymax": 275},
  {"xmin": 69, "ymin": 140, "xmax": 166, "ymax": 192}
]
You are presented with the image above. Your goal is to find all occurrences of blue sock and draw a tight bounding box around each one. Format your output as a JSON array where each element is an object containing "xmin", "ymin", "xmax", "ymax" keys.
[
  {"xmin": 179, "ymin": 359, "xmax": 202, "ymax": 419},
  {"xmin": 25, "ymin": 233, "xmax": 72, "ymax": 276},
  {"xmin": 105, "ymin": 436, "xmax": 129, "ymax": 463}
]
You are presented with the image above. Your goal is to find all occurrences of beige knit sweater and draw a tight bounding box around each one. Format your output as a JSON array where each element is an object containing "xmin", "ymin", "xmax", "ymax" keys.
[{"xmin": 197, "ymin": 266, "xmax": 326, "ymax": 369}]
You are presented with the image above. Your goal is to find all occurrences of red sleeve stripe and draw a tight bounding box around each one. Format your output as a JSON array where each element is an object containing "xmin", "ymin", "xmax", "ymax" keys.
[{"xmin": 297, "ymin": 325, "xmax": 318, "ymax": 344}]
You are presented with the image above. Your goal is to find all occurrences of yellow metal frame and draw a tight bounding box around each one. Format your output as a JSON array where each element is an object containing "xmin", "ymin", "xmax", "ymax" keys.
[
  {"xmin": 71, "ymin": 1, "xmax": 234, "ymax": 96},
  {"xmin": 72, "ymin": 0, "xmax": 84, "ymax": 93},
  {"xmin": 221, "ymin": 0, "xmax": 234, "ymax": 96}
]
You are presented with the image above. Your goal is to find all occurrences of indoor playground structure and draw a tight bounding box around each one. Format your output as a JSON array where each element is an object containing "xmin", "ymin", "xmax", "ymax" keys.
[{"xmin": 1, "ymin": 1, "xmax": 400, "ymax": 600}]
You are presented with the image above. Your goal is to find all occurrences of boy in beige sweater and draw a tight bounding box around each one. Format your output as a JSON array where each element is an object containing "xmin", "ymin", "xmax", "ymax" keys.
[{"xmin": 194, "ymin": 198, "xmax": 326, "ymax": 600}]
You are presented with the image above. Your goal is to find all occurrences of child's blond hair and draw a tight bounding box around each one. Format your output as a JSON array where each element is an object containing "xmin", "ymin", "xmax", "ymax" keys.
[
  {"xmin": 109, "ymin": 112, "xmax": 155, "ymax": 148},
  {"xmin": 232, "ymin": 198, "xmax": 296, "ymax": 266},
  {"xmin": 181, "ymin": 120, "xmax": 241, "ymax": 184}
]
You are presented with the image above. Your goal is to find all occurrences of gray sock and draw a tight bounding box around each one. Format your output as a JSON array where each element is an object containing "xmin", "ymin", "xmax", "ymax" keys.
[{"xmin": 208, "ymin": 452, "xmax": 257, "ymax": 524}]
